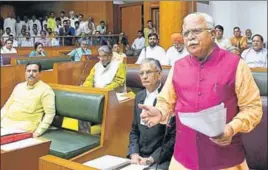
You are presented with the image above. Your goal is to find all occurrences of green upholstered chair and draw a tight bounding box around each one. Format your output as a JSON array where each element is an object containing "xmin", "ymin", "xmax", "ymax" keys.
[
  {"xmin": 15, "ymin": 56, "xmax": 72, "ymax": 71},
  {"xmin": 42, "ymin": 89, "xmax": 105, "ymax": 159}
]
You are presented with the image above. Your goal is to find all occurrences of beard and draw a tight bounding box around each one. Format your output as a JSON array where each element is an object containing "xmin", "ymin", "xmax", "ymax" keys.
[{"xmin": 149, "ymin": 42, "xmax": 156, "ymax": 48}]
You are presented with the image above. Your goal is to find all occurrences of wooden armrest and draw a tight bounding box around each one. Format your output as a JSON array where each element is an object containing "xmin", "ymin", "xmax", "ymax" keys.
[{"xmin": 39, "ymin": 155, "xmax": 97, "ymax": 170}]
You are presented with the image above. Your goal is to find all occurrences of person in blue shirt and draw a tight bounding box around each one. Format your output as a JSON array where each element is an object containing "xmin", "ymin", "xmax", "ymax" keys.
[
  {"xmin": 29, "ymin": 42, "xmax": 46, "ymax": 57},
  {"xmin": 68, "ymin": 40, "xmax": 92, "ymax": 61}
]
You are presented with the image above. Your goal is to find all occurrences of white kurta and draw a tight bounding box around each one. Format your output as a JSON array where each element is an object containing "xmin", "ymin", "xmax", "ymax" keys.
[
  {"xmin": 94, "ymin": 60, "xmax": 121, "ymax": 88},
  {"xmin": 4, "ymin": 18, "xmax": 16, "ymax": 35},
  {"xmin": 131, "ymin": 37, "xmax": 145, "ymax": 50},
  {"xmin": 136, "ymin": 45, "xmax": 168, "ymax": 65},
  {"xmin": 215, "ymin": 37, "xmax": 232, "ymax": 50},
  {"xmin": 1, "ymin": 46, "xmax": 17, "ymax": 54},
  {"xmin": 241, "ymin": 48, "xmax": 267, "ymax": 68},
  {"xmin": 166, "ymin": 46, "xmax": 189, "ymax": 66}
]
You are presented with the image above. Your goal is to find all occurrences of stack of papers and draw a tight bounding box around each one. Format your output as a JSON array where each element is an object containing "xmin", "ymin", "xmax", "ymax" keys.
[
  {"xmin": 178, "ymin": 103, "xmax": 226, "ymax": 137},
  {"xmin": 1, "ymin": 138, "xmax": 43, "ymax": 151},
  {"xmin": 83, "ymin": 155, "xmax": 131, "ymax": 170},
  {"xmin": 116, "ymin": 93, "xmax": 130, "ymax": 102},
  {"xmin": 1, "ymin": 127, "xmax": 26, "ymax": 136}
]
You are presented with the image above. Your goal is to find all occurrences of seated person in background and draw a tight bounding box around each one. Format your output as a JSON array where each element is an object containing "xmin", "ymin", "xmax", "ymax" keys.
[
  {"xmin": 68, "ymin": 40, "xmax": 92, "ymax": 61},
  {"xmin": 128, "ymin": 58, "xmax": 175, "ymax": 170},
  {"xmin": 118, "ymin": 32, "xmax": 129, "ymax": 52},
  {"xmin": 241, "ymin": 34, "xmax": 267, "ymax": 68},
  {"xmin": 214, "ymin": 25, "xmax": 232, "ymax": 50},
  {"xmin": 106, "ymin": 31, "xmax": 117, "ymax": 48},
  {"xmin": 96, "ymin": 20, "xmax": 107, "ymax": 35},
  {"xmin": 230, "ymin": 27, "xmax": 248, "ymax": 54},
  {"xmin": 1, "ymin": 63, "xmax": 55, "ymax": 137},
  {"xmin": 83, "ymin": 45, "xmax": 126, "ymax": 92},
  {"xmin": 20, "ymin": 32, "xmax": 34, "ymax": 47},
  {"xmin": 36, "ymin": 30, "xmax": 50, "ymax": 47},
  {"xmin": 136, "ymin": 33, "xmax": 168, "ymax": 65},
  {"xmin": 1, "ymin": 39, "xmax": 17, "ymax": 54},
  {"xmin": 59, "ymin": 20, "xmax": 75, "ymax": 46},
  {"xmin": 29, "ymin": 42, "xmax": 46, "ymax": 57},
  {"xmin": 245, "ymin": 29, "xmax": 253, "ymax": 48},
  {"xmin": 112, "ymin": 43, "xmax": 126, "ymax": 63},
  {"xmin": 50, "ymin": 31, "xmax": 60, "ymax": 47},
  {"xmin": 166, "ymin": 33, "xmax": 189, "ymax": 66},
  {"xmin": 92, "ymin": 31, "xmax": 106, "ymax": 46},
  {"xmin": 126, "ymin": 30, "xmax": 145, "ymax": 56},
  {"xmin": 78, "ymin": 32, "xmax": 91, "ymax": 46},
  {"xmin": 8, "ymin": 34, "xmax": 19, "ymax": 47}
]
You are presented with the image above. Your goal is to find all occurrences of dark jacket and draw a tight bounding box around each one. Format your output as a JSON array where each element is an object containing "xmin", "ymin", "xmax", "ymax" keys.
[{"xmin": 128, "ymin": 86, "xmax": 176, "ymax": 164}]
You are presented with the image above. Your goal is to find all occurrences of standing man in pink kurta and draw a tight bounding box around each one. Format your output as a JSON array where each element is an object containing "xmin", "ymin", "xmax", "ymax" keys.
[{"xmin": 139, "ymin": 12, "xmax": 263, "ymax": 170}]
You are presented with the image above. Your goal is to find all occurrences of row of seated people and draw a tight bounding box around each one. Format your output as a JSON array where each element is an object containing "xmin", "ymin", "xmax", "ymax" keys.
[
  {"xmin": 1, "ymin": 45, "xmax": 266, "ymax": 169},
  {"xmin": 1, "ymin": 12, "xmax": 267, "ymax": 169}
]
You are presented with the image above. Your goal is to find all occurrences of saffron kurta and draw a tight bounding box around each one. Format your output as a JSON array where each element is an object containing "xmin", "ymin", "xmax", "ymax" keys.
[{"xmin": 155, "ymin": 45, "xmax": 262, "ymax": 169}]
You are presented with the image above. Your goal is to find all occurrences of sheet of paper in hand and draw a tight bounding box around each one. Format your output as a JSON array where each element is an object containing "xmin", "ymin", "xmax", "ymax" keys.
[{"xmin": 178, "ymin": 103, "xmax": 226, "ymax": 137}]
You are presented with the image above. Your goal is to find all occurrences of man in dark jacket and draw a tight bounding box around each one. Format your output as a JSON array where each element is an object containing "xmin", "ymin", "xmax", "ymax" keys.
[{"xmin": 128, "ymin": 58, "xmax": 176, "ymax": 170}]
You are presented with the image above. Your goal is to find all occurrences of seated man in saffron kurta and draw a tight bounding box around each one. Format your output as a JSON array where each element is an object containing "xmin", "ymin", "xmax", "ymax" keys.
[{"xmin": 1, "ymin": 63, "xmax": 56, "ymax": 137}]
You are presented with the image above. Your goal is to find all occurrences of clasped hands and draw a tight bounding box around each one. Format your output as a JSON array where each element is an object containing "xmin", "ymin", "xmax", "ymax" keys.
[{"xmin": 130, "ymin": 153, "xmax": 154, "ymax": 165}]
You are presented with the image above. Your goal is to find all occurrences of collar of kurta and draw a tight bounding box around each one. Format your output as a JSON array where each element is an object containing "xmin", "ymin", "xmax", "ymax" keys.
[
  {"xmin": 190, "ymin": 44, "xmax": 220, "ymax": 65},
  {"xmin": 26, "ymin": 80, "xmax": 41, "ymax": 89}
]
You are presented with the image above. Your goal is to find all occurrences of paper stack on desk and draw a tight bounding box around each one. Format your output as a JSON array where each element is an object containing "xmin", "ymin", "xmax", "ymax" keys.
[
  {"xmin": 83, "ymin": 155, "xmax": 131, "ymax": 170},
  {"xmin": 178, "ymin": 103, "xmax": 226, "ymax": 137}
]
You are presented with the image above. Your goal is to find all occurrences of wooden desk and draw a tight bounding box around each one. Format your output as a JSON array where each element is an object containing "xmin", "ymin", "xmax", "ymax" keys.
[
  {"xmin": 1, "ymin": 139, "xmax": 51, "ymax": 170},
  {"xmin": 39, "ymin": 155, "xmax": 97, "ymax": 170}
]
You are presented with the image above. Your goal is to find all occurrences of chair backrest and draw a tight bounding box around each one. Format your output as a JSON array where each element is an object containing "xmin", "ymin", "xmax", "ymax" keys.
[
  {"xmin": 126, "ymin": 64, "xmax": 170, "ymax": 92},
  {"xmin": 252, "ymin": 71, "xmax": 267, "ymax": 96},
  {"xmin": 16, "ymin": 56, "xmax": 72, "ymax": 70},
  {"xmin": 53, "ymin": 89, "xmax": 104, "ymax": 124},
  {"xmin": 242, "ymin": 97, "xmax": 267, "ymax": 170}
]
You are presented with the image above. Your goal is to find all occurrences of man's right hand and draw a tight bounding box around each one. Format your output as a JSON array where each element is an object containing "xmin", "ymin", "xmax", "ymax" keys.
[
  {"xmin": 138, "ymin": 104, "xmax": 162, "ymax": 128},
  {"xmin": 130, "ymin": 153, "xmax": 142, "ymax": 164}
]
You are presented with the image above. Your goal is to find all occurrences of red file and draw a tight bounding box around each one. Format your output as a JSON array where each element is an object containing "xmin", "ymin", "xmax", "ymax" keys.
[{"xmin": 1, "ymin": 132, "xmax": 33, "ymax": 145}]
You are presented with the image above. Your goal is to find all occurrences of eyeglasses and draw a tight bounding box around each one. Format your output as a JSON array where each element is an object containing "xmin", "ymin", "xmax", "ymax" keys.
[
  {"xmin": 139, "ymin": 70, "xmax": 159, "ymax": 76},
  {"xmin": 182, "ymin": 28, "xmax": 212, "ymax": 37}
]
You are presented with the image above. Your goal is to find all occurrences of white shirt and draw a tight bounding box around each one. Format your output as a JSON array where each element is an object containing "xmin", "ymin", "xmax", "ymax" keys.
[
  {"xmin": 136, "ymin": 45, "xmax": 168, "ymax": 65},
  {"xmin": 4, "ymin": 18, "xmax": 16, "ymax": 35},
  {"xmin": 96, "ymin": 25, "xmax": 107, "ymax": 34},
  {"xmin": 75, "ymin": 27, "xmax": 83, "ymax": 36},
  {"xmin": 131, "ymin": 37, "xmax": 145, "ymax": 50},
  {"xmin": 20, "ymin": 39, "xmax": 34, "ymax": 47},
  {"xmin": 50, "ymin": 38, "xmax": 60, "ymax": 47},
  {"xmin": 241, "ymin": 48, "xmax": 267, "ymax": 68},
  {"xmin": 1, "ymin": 33, "xmax": 13, "ymax": 42},
  {"xmin": 215, "ymin": 37, "xmax": 232, "ymax": 50},
  {"xmin": 15, "ymin": 21, "xmax": 24, "ymax": 36},
  {"xmin": 29, "ymin": 19, "xmax": 42, "ymax": 33},
  {"xmin": 143, "ymin": 85, "xmax": 161, "ymax": 106},
  {"xmin": 42, "ymin": 20, "xmax": 47, "ymax": 28},
  {"xmin": 70, "ymin": 18, "xmax": 79, "ymax": 28},
  {"xmin": 82, "ymin": 21, "xmax": 96, "ymax": 35},
  {"xmin": 1, "ymin": 46, "xmax": 17, "ymax": 54},
  {"xmin": 166, "ymin": 46, "xmax": 189, "ymax": 66},
  {"xmin": 12, "ymin": 40, "xmax": 19, "ymax": 47}
]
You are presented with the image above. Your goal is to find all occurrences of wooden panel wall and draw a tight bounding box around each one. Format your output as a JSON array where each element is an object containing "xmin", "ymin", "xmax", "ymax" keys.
[{"xmin": 121, "ymin": 4, "xmax": 142, "ymax": 44}]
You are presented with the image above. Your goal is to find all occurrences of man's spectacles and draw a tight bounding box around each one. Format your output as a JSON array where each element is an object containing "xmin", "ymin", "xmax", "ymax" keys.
[
  {"xmin": 182, "ymin": 28, "xmax": 212, "ymax": 37},
  {"xmin": 139, "ymin": 70, "xmax": 159, "ymax": 76}
]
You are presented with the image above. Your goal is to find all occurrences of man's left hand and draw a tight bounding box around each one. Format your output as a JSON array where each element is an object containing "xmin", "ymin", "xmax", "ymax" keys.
[{"xmin": 210, "ymin": 124, "xmax": 234, "ymax": 146}]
